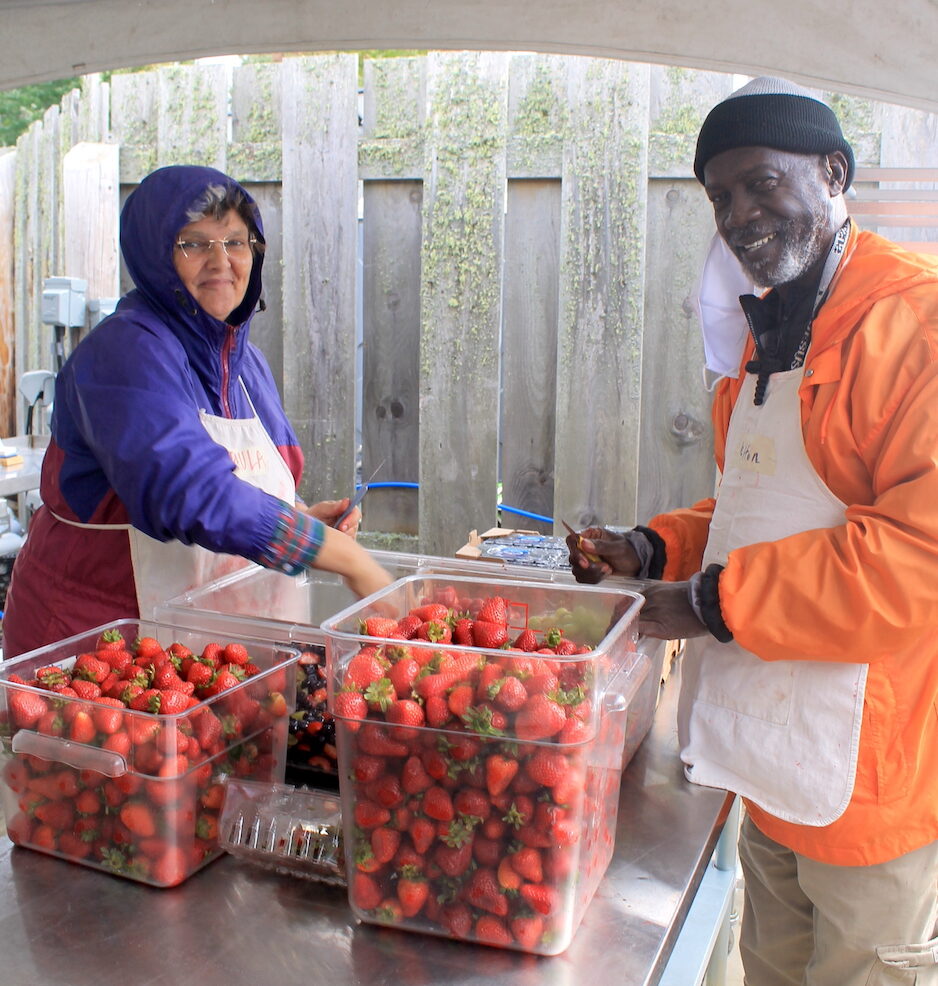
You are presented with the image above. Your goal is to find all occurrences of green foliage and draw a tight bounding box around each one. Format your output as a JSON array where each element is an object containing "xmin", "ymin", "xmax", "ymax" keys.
[{"xmin": 0, "ymin": 78, "xmax": 80, "ymax": 146}]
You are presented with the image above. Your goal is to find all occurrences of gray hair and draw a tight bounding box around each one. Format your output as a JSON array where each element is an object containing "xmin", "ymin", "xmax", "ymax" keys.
[{"xmin": 185, "ymin": 182, "xmax": 264, "ymax": 251}]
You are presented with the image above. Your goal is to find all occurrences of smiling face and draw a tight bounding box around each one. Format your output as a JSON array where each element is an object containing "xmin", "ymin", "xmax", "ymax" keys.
[
  {"xmin": 172, "ymin": 209, "xmax": 253, "ymax": 322},
  {"xmin": 703, "ymin": 147, "xmax": 846, "ymax": 292}
]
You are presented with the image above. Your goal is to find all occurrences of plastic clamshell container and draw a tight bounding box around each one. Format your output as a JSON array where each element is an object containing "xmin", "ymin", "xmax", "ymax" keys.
[
  {"xmin": 0, "ymin": 619, "xmax": 297, "ymax": 887},
  {"xmin": 320, "ymin": 573, "xmax": 647, "ymax": 954},
  {"xmin": 219, "ymin": 776, "xmax": 345, "ymax": 884}
]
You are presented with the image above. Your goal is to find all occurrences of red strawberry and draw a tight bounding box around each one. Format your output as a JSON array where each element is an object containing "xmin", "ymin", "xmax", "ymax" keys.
[
  {"xmin": 513, "ymin": 628, "xmax": 539, "ymax": 651},
  {"xmin": 472, "ymin": 621, "xmax": 509, "ymax": 650},
  {"xmin": 415, "ymin": 620, "xmax": 451, "ymax": 644},
  {"xmin": 410, "ymin": 602, "xmax": 450, "ymax": 623},
  {"xmin": 72, "ymin": 654, "xmax": 111, "ymax": 684},
  {"xmin": 387, "ymin": 698, "xmax": 425, "ymax": 729},
  {"xmin": 452, "ymin": 618, "xmax": 475, "ymax": 646},
  {"xmin": 9, "ymin": 690, "xmax": 49, "ymax": 728},
  {"xmin": 186, "ymin": 662, "xmax": 215, "ymax": 690},
  {"xmin": 222, "ymin": 642, "xmax": 249, "ymax": 666},
  {"xmin": 354, "ymin": 800, "xmax": 391, "ymax": 829},
  {"xmin": 35, "ymin": 664, "xmax": 69, "ymax": 689},
  {"xmin": 515, "ymin": 694, "xmax": 567, "ymax": 741},
  {"xmin": 152, "ymin": 664, "xmax": 185, "ymax": 690},
  {"xmin": 371, "ymin": 826, "xmax": 401, "ymax": 864},
  {"xmin": 520, "ymin": 882, "xmax": 560, "ymax": 915},
  {"xmin": 133, "ymin": 636, "xmax": 165, "ymax": 660},
  {"xmin": 424, "ymin": 695, "xmax": 451, "ymax": 728},
  {"xmin": 422, "ymin": 785, "xmax": 454, "ymax": 822},
  {"xmin": 152, "ymin": 846, "xmax": 190, "ymax": 886},
  {"xmin": 352, "ymin": 754, "xmax": 385, "ymax": 784},
  {"xmin": 351, "ymin": 872, "xmax": 383, "ymax": 911},
  {"xmin": 489, "ymin": 675, "xmax": 528, "ymax": 711},
  {"xmin": 394, "ymin": 615, "xmax": 423, "ymax": 640},
  {"xmin": 345, "ymin": 649, "xmax": 388, "ymax": 689},
  {"xmin": 68, "ymin": 710, "xmax": 97, "ymax": 744},
  {"xmin": 396, "ymin": 865, "xmax": 429, "ymax": 916},
  {"xmin": 477, "ymin": 596, "xmax": 509, "ymax": 625},
  {"xmin": 474, "ymin": 915, "xmax": 512, "ymax": 946},
  {"xmin": 524, "ymin": 747, "xmax": 570, "ymax": 788},
  {"xmin": 34, "ymin": 800, "xmax": 75, "ymax": 831},
  {"xmin": 511, "ymin": 915, "xmax": 545, "ymax": 950},
  {"xmin": 387, "ymin": 654, "xmax": 420, "ymax": 697},
  {"xmin": 357, "ymin": 724, "xmax": 409, "ymax": 758},
  {"xmin": 485, "ymin": 754, "xmax": 518, "ymax": 796},
  {"xmin": 156, "ymin": 690, "xmax": 191, "ymax": 715},
  {"xmin": 447, "ymin": 682, "xmax": 475, "ymax": 719},
  {"xmin": 119, "ymin": 801, "xmax": 156, "ymax": 838},
  {"xmin": 409, "ymin": 816, "xmax": 436, "ymax": 854},
  {"xmin": 369, "ymin": 773, "xmax": 405, "ymax": 809},
  {"xmin": 95, "ymin": 628, "xmax": 126, "ymax": 651},
  {"xmin": 334, "ymin": 690, "xmax": 368, "ymax": 723},
  {"xmin": 510, "ymin": 846, "xmax": 544, "ymax": 882},
  {"xmin": 360, "ymin": 617, "xmax": 399, "ymax": 639},
  {"xmin": 440, "ymin": 901, "xmax": 473, "ymax": 939},
  {"xmin": 433, "ymin": 840, "xmax": 473, "ymax": 877},
  {"xmin": 69, "ymin": 679, "xmax": 102, "ymax": 701}
]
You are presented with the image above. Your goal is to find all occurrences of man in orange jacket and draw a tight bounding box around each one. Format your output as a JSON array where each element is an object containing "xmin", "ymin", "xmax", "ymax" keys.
[{"xmin": 570, "ymin": 78, "xmax": 938, "ymax": 985}]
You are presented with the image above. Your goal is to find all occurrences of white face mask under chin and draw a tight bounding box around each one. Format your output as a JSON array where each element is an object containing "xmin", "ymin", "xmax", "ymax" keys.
[{"xmin": 694, "ymin": 232, "xmax": 756, "ymax": 380}]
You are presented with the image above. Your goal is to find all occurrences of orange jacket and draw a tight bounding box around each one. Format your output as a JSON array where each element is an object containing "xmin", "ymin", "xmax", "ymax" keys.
[{"xmin": 651, "ymin": 224, "xmax": 938, "ymax": 865}]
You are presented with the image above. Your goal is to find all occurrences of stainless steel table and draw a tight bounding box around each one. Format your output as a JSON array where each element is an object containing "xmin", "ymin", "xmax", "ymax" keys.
[
  {"xmin": 0, "ymin": 659, "xmax": 736, "ymax": 986},
  {"xmin": 0, "ymin": 438, "xmax": 46, "ymax": 527}
]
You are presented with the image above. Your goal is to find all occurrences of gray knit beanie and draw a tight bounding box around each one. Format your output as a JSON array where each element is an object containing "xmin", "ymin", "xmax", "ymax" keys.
[{"xmin": 694, "ymin": 77, "xmax": 855, "ymax": 190}]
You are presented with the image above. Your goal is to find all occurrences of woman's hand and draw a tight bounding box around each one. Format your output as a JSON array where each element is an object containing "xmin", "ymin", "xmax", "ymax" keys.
[
  {"xmin": 306, "ymin": 498, "xmax": 361, "ymax": 537},
  {"xmin": 566, "ymin": 526, "xmax": 641, "ymax": 583}
]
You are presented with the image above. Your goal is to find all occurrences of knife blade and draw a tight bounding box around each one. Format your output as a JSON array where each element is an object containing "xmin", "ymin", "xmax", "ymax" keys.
[
  {"xmin": 560, "ymin": 518, "xmax": 602, "ymax": 564},
  {"xmin": 335, "ymin": 460, "xmax": 385, "ymax": 528}
]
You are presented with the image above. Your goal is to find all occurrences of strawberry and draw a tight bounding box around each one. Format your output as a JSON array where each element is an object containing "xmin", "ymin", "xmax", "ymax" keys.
[
  {"xmin": 68, "ymin": 710, "xmax": 97, "ymax": 744},
  {"xmin": 70, "ymin": 679, "xmax": 102, "ymax": 701},
  {"xmin": 510, "ymin": 846, "xmax": 544, "ymax": 882},
  {"xmin": 394, "ymin": 615, "xmax": 423, "ymax": 640},
  {"xmin": 489, "ymin": 675, "xmax": 528, "ymax": 711},
  {"xmin": 474, "ymin": 915, "xmax": 513, "ymax": 946},
  {"xmin": 369, "ymin": 773, "xmax": 405, "ymax": 809},
  {"xmin": 410, "ymin": 603, "xmax": 450, "ymax": 623},
  {"xmin": 511, "ymin": 915, "xmax": 545, "ymax": 950},
  {"xmin": 35, "ymin": 664, "xmax": 68, "ymax": 689},
  {"xmin": 155, "ymin": 690, "xmax": 191, "ymax": 715},
  {"xmin": 95, "ymin": 628, "xmax": 127, "ymax": 651},
  {"xmin": 360, "ymin": 617, "xmax": 399, "ymax": 639},
  {"xmin": 357, "ymin": 724, "xmax": 409, "ymax": 758},
  {"xmin": 152, "ymin": 846, "xmax": 190, "ymax": 886},
  {"xmin": 415, "ymin": 620, "xmax": 452, "ymax": 644},
  {"xmin": 520, "ymin": 882, "xmax": 560, "ymax": 915},
  {"xmin": 133, "ymin": 636, "xmax": 165, "ymax": 660},
  {"xmin": 497, "ymin": 854, "xmax": 523, "ymax": 890},
  {"xmin": 388, "ymin": 656, "xmax": 420, "ymax": 697},
  {"xmin": 433, "ymin": 840, "xmax": 473, "ymax": 877},
  {"xmin": 485, "ymin": 753, "xmax": 518, "ymax": 796},
  {"xmin": 351, "ymin": 872, "xmax": 383, "ymax": 910},
  {"xmin": 524, "ymin": 747, "xmax": 570, "ymax": 788},
  {"xmin": 452, "ymin": 618, "xmax": 475, "ymax": 646},
  {"xmin": 387, "ymin": 698, "xmax": 425, "ymax": 729},
  {"xmin": 453, "ymin": 787, "xmax": 490, "ymax": 820},
  {"xmin": 73, "ymin": 653, "xmax": 111, "ymax": 683},
  {"xmin": 446, "ymin": 682, "xmax": 475, "ymax": 719},
  {"xmin": 354, "ymin": 800, "xmax": 391, "ymax": 829},
  {"xmin": 515, "ymin": 693, "xmax": 567, "ymax": 741},
  {"xmin": 200, "ymin": 642, "xmax": 224, "ymax": 667},
  {"xmin": 9, "ymin": 690, "xmax": 49, "ymax": 728},
  {"xmin": 345, "ymin": 649, "xmax": 388, "ymax": 690},
  {"xmin": 371, "ymin": 826, "xmax": 401, "ymax": 864},
  {"xmin": 186, "ymin": 662, "xmax": 215, "ymax": 690},
  {"xmin": 351, "ymin": 754, "xmax": 385, "ymax": 784},
  {"xmin": 422, "ymin": 785, "xmax": 454, "ymax": 822},
  {"xmin": 34, "ymin": 800, "xmax": 75, "ymax": 830},
  {"xmin": 440, "ymin": 901, "xmax": 473, "ymax": 939},
  {"xmin": 477, "ymin": 596, "xmax": 509, "ymax": 625},
  {"xmin": 472, "ymin": 621, "xmax": 509, "ymax": 650},
  {"xmin": 409, "ymin": 816, "xmax": 436, "ymax": 854},
  {"xmin": 119, "ymin": 801, "xmax": 156, "ymax": 838},
  {"xmin": 424, "ymin": 695, "xmax": 451, "ymax": 728},
  {"xmin": 222, "ymin": 642, "xmax": 250, "ymax": 666},
  {"xmin": 363, "ymin": 677, "xmax": 395, "ymax": 713},
  {"xmin": 513, "ymin": 628, "xmax": 539, "ymax": 651},
  {"xmin": 152, "ymin": 664, "xmax": 185, "ymax": 690},
  {"xmin": 396, "ymin": 865, "xmax": 429, "ymax": 917}
]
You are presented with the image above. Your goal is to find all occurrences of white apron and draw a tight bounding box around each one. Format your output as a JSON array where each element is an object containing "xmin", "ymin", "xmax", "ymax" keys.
[
  {"xmin": 54, "ymin": 380, "xmax": 296, "ymax": 620},
  {"xmin": 677, "ymin": 366, "xmax": 868, "ymax": 826}
]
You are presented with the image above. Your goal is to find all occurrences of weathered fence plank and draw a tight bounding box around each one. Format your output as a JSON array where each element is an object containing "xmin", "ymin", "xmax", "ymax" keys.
[
  {"xmin": 553, "ymin": 58, "xmax": 650, "ymax": 532},
  {"xmin": 110, "ymin": 71, "xmax": 159, "ymax": 182},
  {"xmin": 245, "ymin": 182, "xmax": 285, "ymax": 396},
  {"xmin": 157, "ymin": 65, "xmax": 228, "ymax": 172},
  {"xmin": 280, "ymin": 54, "xmax": 360, "ymax": 506},
  {"xmin": 361, "ymin": 180, "xmax": 422, "ymax": 533},
  {"xmin": 500, "ymin": 178, "xmax": 561, "ymax": 534},
  {"xmin": 229, "ymin": 62, "xmax": 282, "ymax": 183},
  {"xmin": 0, "ymin": 150, "xmax": 15, "ymax": 435},
  {"xmin": 419, "ymin": 51, "xmax": 509, "ymax": 555}
]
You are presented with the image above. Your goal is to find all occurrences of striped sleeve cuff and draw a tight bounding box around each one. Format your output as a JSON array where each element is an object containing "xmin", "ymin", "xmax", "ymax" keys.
[{"xmin": 255, "ymin": 503, "xmax": 326, "ymax": 575}]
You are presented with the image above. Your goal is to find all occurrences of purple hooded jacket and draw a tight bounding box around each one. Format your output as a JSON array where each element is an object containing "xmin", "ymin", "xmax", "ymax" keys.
[{"xmin": 2, "ymin": 166, "xmax": 304, "ymax": 657}]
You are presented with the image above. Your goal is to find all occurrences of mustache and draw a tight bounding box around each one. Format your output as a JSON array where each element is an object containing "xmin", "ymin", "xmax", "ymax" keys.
[{"xmin": 725, "ymin": 224, "xmax": 782, "ymax": 249}]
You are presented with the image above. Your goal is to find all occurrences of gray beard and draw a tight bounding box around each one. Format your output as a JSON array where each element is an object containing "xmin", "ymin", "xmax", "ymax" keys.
[{"xmin": 739, "ymin": 215, "xmax": 830, "ymax": 288}]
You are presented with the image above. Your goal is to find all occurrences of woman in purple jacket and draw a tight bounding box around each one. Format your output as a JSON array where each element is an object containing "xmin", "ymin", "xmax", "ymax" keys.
[{"xmin": 2, "ymin": 165, "xmax": 391, "ymax": 657}]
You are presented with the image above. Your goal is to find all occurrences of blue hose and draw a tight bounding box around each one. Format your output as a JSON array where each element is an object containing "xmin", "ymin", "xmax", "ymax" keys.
[{"xmin": 358, "ymin": 480, "xmax": 553, "ymax": 526}]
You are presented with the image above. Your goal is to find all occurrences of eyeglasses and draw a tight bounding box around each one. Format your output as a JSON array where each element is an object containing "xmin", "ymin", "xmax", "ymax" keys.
[{"xmin": 174, "ymin": 234, "xmax": 257, "ymax": 260}]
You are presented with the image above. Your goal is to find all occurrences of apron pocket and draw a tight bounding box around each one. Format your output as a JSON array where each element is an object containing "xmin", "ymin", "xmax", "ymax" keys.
[{"xmin": 872, "ymin": 936, "xmax": 938, "ymax": 985}]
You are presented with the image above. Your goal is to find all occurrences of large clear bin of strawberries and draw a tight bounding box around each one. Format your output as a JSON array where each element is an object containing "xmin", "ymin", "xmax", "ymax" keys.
[
  {"xmin": 0, "ymin": 619, "xmax": 298, "ymax": 887},
  {"xmin": 321, "ymin": 574, "xmax": 647, "ymax": 954}
]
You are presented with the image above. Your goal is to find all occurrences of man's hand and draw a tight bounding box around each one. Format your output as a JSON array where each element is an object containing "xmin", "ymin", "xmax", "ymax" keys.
[
  {"xmin": 637, "ymin": 581, "xmax": 709, "ymax": 639},
  {"xmin": 566, "ymin": 526, "xmax": 641, "ymax": 583}
]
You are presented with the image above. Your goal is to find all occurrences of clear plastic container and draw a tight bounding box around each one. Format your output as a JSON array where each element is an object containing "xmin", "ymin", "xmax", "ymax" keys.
[
  {"xmin": 0, "ymin": 619, "xmax": 297, "ymax": 887},
  {"xmin": 218, "ymin": 776, "xmax": 345, "ymax": 884},
  {"xmin": 320, "ymin": 573, "xmax": 648, "ymax": 953}
]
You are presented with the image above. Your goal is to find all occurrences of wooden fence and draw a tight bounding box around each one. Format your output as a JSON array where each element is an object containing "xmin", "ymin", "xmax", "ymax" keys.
[{"xmin": 2, "ymin": 55, "xmax": 936, "ymax": 555}]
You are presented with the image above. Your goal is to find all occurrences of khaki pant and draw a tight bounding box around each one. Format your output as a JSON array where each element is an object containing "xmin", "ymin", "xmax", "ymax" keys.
[{"xmin": 738, "ymin": 813, "xmax": 938, "ymax": 986}]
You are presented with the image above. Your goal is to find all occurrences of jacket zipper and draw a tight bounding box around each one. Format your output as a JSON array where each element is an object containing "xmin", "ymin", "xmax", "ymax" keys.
[{"xmin": 220, "ymin": 325, "xmax": 236, "ymax": 418}]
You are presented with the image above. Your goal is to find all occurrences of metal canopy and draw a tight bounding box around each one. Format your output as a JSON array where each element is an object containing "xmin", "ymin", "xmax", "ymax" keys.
[{"xmin": 0, "ymin": 0, "xmax": 936, "ymax": 110}]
